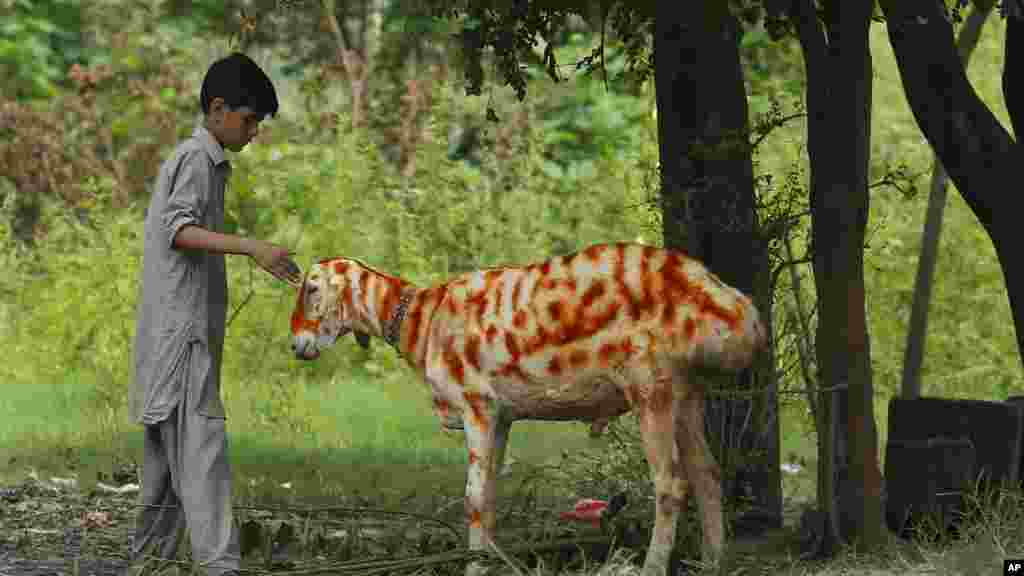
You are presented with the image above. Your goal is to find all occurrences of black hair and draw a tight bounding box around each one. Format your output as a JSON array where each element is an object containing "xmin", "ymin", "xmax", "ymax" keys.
[{"xmin": 200, "ymin": 52, "xmax": 279, "ymax": 119}]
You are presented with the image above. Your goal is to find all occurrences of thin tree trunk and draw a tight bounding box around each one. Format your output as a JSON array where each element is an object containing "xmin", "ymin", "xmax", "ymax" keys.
[
  {"xmin": 655, "ymin": 1, "xmax": 780, "ymax": 531},
  {"xmin": 322, "ymin": 0, "xmax": 371, "ymax": 129},
  {"xmin": 902, "ymin": 3, "xmax": 994, "ymax": 400},
  {"xmin": 792, "ymin": 0, "xmax": 884, "ymax": 553},
  {"xmin": 790, "ymin": 4, "xmax": 837, "ymax": 551}
]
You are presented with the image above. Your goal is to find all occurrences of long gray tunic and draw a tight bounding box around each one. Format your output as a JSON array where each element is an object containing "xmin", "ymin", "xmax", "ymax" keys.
[{"xmin": 131, "ymin": 125, "xmax": 230, "ymax": 425}]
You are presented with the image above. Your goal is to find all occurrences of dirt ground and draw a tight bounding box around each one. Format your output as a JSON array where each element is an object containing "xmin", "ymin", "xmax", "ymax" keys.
[
  {"xmin": 0, "ymin": 473, "xmax": 660, "ymax": 576},
  {"xmin": 0, "ymin": 480, "xmax": 132, "ymax": 576},
  {"xmin": 0, "ymin": 473, "xmax": 817, "ymax": 576},
  {"xmin": 0, "ymin": 475, "xmax": 607, "ymax": 576}
]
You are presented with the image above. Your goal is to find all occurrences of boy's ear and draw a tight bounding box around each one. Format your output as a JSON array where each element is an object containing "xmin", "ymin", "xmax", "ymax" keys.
[{"xmin": 207, "ymin": 97, "xmax": 227, "ymax": 121}]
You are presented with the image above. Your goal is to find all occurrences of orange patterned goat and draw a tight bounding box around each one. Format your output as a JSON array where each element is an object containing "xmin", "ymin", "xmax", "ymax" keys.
[{"xmin": 290, "ymin": 243, "xmax": 766, "ymax": 575}]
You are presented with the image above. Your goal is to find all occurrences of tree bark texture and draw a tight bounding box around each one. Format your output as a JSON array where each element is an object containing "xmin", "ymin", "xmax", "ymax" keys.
[
  {"xmin": 654, "ymin": 1, "xmax": 781, "ymax": 531},
  {"xmin": 791, "ymin": 0, "xmax": 885, "ymax": 553}
]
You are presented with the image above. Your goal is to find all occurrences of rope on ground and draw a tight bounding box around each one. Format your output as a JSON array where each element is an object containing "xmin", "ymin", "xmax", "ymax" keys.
[
  {"xmin": 235, "ymin": 536, "xmax": 615, "ymax": 576},
  {"xmin": 130, "ymin": 501, "xmax": 462, "ymax": 542},
  {"xmin": 130, "ymin": 536, "xmax": 614, "ymax": 575}
]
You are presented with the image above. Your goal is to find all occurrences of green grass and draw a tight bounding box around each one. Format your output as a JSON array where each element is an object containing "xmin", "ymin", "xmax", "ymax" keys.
[
  {"xmin": 0, "ymin": 366, "xmax": 602, "ymax": 501},
  {"xmin": 224, "ymin": 367, "xmax": 609, "ymax": 507},
  {"xmin": 0, "ymin": 372, "xmax": 96, "ymax": 446}
]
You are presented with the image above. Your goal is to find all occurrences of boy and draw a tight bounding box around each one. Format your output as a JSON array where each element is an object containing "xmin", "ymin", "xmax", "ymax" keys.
[{"xmin": 129, "ymin": 52, "xmax": 300, "ymax": 576}]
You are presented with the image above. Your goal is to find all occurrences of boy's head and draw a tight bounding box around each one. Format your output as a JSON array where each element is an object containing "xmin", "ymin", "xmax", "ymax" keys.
[{"xmin": 200, "ymin": 52, "xmax": 278, "ymax": 152}]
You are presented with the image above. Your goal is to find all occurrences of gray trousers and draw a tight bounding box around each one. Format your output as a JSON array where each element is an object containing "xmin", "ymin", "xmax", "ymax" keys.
[{"xmin": 131, "ymin": 344, "xmax": 240, "ymax": 575}]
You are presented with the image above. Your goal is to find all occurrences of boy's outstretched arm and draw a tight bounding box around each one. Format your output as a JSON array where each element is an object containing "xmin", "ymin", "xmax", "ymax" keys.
[{"xmin": 174, "ymin": 225, "xmax": 301, "ymax": 286}]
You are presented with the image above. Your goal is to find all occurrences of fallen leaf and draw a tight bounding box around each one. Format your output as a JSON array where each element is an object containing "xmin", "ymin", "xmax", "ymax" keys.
[{"xmin": 82, "ymin": 511, "xmax": 112, "ymax": 528}]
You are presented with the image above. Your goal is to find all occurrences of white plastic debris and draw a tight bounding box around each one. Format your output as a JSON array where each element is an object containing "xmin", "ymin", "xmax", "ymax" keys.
[
  {"xmin": 781, "ymin": 462, "xmax": 803, "ymax": 475},
  {"xmin": 97, "ymin": 482, "xmax": 140, "ymax": 494}
]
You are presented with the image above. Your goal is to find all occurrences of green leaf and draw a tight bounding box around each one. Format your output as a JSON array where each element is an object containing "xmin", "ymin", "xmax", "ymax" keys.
[
  {"xmin": 224, "ymin": 210, "xmax": 240, "ymax": 235},
  {"xmin": 110, "ymin": 116, "xmax": 132, "ymax": 139},
  {"xmin": 0, "ymin": 21, "xmax": 24, "ymax": 36},
  {"xmin": 120, "ymin": 52, "xmax": 142, "ymax": 70},
  {"xmin": 26, "ymin": 18, "xmax": 57, "ymax": 35},
  {"xmin": 740, "ymin": 28, "xmax": 769, "ymax": 49},
  {"xmin": 539, "ymin": 159, "xmax": 564, "ymax": 180}
]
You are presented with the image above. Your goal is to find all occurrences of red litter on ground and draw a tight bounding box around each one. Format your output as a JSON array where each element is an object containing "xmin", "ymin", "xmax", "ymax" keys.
[{"xmin": 559, "ymin": 493, "xmax": 628, "ymax": 528}]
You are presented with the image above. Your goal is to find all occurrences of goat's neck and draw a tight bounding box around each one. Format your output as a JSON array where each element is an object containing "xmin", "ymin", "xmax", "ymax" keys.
[{"xmin": 342, "ymin": 263, "xmax": 416, "ymax": 345}]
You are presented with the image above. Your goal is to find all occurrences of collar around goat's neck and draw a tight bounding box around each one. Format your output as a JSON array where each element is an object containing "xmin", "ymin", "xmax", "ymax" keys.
[{"xmin": 382, "ymin": 288, "xmax": 416, "ymax": 352}]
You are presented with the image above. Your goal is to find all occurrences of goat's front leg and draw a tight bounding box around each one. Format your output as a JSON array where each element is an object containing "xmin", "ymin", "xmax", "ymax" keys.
[{"xmin": 462, "ymin": 394, "xmax": 509, "ymax": 576}]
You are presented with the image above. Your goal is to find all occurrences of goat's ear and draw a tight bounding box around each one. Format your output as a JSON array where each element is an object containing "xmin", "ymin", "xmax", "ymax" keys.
[
  {"xmin": 290, "ymin": 263, "xmax": 307, "ymax": 289},
  {"xmin": 354, "ymin": 331, "xmax": 371, "ymax": 349}
]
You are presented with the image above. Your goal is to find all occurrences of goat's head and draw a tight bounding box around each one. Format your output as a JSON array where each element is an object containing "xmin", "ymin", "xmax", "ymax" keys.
[{"xmin": 291, "ymin": 259, "xmax": 370, "ymax": 360}]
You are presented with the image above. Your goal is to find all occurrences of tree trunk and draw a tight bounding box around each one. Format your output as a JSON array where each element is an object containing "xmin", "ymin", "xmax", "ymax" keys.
[
  {"xmin": 654, "ymin": 1, "xmax": 781, "ymax": 533},
  {"xmin": 901, "ymin": 2, "xmax": 994, "ymax": 400},
  {"xmin": 791, "ymin": 0, "xmax": 885, "ymax": 553},
  {"xmin": 880, "ymin": 0, "xmax": 1024, "ymax": 371}
]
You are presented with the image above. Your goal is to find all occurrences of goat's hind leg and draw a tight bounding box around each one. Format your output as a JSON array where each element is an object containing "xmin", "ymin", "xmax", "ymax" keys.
[
  {"xmin": 637, "ymin": 379, "xmax": 688, "ymax": 576},
  {"xmin": 677, "ymin": 379, "xmax": 724, "ymax": 565}
]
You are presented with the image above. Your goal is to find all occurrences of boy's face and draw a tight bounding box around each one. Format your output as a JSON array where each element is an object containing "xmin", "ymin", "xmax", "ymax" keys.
[{"xmin": 206, "ymin": 97, "xmax": 263, "ymax": 152}]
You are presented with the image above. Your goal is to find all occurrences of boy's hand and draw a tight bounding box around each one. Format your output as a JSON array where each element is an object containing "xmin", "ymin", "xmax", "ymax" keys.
[{"xmin": 248, "ymin": 240, "xmax": 301, "ymax": 286}]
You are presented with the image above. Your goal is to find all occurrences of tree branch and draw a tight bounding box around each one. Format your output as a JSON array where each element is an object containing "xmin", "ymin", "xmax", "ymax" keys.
[
  {"xmin": 751, "ymin": 113, "xmax": 808, "ymax": 150},
  {"xmin": 771, "ymin": 252, "xmax": 813, "ymax": 295},
  {"xmin": 868, "ymin": 167, "xmax": 923, "ymax": 195},
  {"xmin": 879, "ymin": 0, "xmax": 1015, "ymax": 238}
]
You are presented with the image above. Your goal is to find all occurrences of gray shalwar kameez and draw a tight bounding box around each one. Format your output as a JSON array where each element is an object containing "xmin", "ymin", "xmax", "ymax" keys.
[{"xmin": 129, "ymin": 125, "xmax": 240, "ymax": 575}]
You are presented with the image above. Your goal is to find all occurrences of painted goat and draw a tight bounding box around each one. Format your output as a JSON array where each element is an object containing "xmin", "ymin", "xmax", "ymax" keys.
[{"xmin": 290, "ymin": 243, "xmax": 766, "ymax": 575}]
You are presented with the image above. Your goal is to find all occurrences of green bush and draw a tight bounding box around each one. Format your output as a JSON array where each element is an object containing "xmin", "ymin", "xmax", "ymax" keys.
[
  {"xmin": 213, "ymin": 79, "xmax": 655, "ymax": 435},
  {"xmin": 0, "ymin": 47, "xmax": 656, "ymax": 442},
  {"xmin": 0, "ymin": 178, "xmax": 140, "ymax": 408},
  {"xmin": 0, "ymin": 0, "xmax": 89, "ymax": 100}
]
